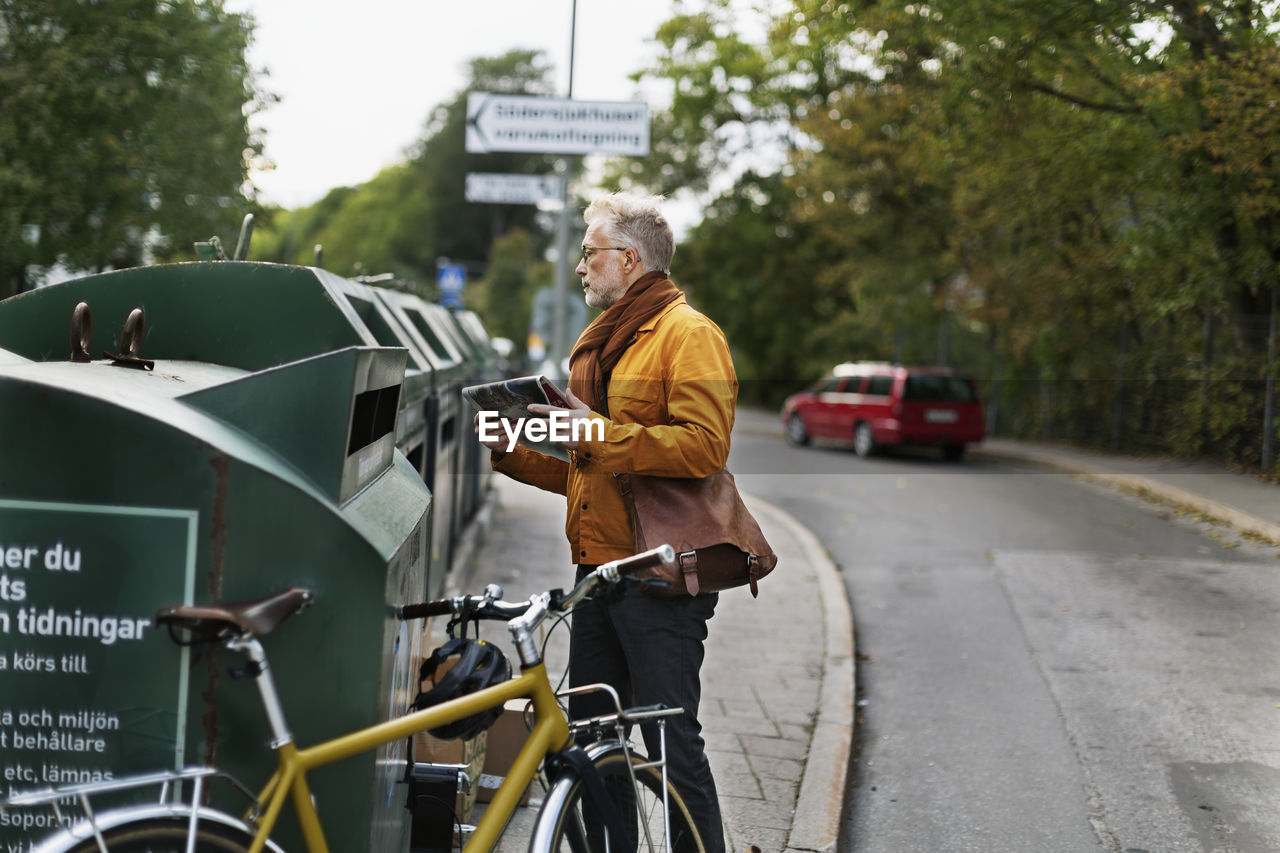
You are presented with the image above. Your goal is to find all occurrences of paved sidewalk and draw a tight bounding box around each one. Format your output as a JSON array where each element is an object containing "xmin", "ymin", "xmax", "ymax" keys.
[
  {"xmin": 973, "ymin": 438, "xmax": 1280, "ymax": 544},
  {"xmin": 444, "ymin": 474, "xmax": 854, "ymax": 853}
]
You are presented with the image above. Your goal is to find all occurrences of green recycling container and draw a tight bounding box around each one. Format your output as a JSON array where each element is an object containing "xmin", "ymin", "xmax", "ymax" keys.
[
  {"xmin": 417, "ymin": 306, "xmax": 483, "ymax": 552},
  {"xmin": 371, "ymin": 291, "xmax": 470, "ymax": 587},
  {"xmin": 449, "ymin": 310, "xmax": 502, "ymax": 526},
  {"xmin": 0, "ymin": 263, "xmax": 441, "ymax": 852}
]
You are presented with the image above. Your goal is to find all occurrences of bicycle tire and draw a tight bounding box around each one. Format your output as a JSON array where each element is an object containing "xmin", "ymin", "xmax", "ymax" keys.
[
  {"xmin": 58, "ymin": 816, "xmax": 262, "ymax": 852},
  {"xmin": 530, "ymin": 743, "xmax": 705, "ymax": 853}
]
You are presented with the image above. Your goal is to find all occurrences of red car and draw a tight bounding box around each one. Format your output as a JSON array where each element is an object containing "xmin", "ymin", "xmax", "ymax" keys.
[{"xmin": 781, "ymin": 362, "xmax": 985, "ymax": 460}]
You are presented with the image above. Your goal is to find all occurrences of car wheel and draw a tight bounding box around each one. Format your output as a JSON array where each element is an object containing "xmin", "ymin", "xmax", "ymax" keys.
[
  {"xmin": 942, "ymin": 443, "xmax": 966, "ymax": 461},
  {"xmin": 786, "ymin": 414, "xmax": 810, "ymax": 446},
  {"xmin": 854, "ymin": 422, "xmax": 876, "ymax": 457}
]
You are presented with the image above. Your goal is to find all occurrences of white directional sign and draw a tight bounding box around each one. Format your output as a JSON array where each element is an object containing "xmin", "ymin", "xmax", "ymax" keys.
[
  {"xmin": 465, "ymin": 173, "xmax": 563, "ymax": 206},
  {"xmin": 466, "ymin": 93, "xmax": 650, "ymax": 157}
]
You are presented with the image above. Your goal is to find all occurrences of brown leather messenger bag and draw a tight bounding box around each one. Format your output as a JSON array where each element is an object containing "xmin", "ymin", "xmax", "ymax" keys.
[{"xmin": 615, "ymin": 469, "xmax": 778, "ymax": 597}]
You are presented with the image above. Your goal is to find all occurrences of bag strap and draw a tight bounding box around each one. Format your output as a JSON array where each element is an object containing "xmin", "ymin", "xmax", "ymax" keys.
[{"xmin": 676, "ymin": 549, "xmax": 701, "ymax": 596}]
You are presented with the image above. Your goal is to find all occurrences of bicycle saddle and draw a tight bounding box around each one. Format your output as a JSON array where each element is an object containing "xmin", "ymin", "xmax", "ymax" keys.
[{"xmin": 155, "ymin": 586, "xmax": 315, "ymax": 639}]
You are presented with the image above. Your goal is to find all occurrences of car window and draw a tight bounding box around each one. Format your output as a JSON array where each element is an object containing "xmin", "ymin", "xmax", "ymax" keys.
[
  {"xmin": 903, "ymin": 374, "xmax": 977, "ymax": 402},
  {"xmin": 864, "ymin": 375, "xmax": 893, "ymax": 396},
  {"xmin": 817, "ymin": 377, "xmax": 844, "ymax": 393}
]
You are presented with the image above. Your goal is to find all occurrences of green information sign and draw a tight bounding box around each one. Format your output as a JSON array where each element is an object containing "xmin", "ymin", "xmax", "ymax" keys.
[{"xmin": 0, "ymin": 500, "xmax": 197, "ymax": 846}]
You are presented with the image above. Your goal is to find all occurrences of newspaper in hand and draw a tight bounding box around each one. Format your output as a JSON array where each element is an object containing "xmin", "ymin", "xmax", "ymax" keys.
[{"xmin": 462, "ymin": 375, "xmax": 576, "ymax": 461}]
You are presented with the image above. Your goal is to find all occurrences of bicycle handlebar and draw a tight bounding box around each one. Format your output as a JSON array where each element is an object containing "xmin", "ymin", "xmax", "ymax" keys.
[
  {"xmin": 396, "ymin": 544, "xmax": 677, "ymax": 625},
  {"xmin": 396, "ymin": 599, "xmax": 454, "ymax": 620},
  {"xmin": 605, "ymin": 544, "xmax": 677, "ymax": 577}
]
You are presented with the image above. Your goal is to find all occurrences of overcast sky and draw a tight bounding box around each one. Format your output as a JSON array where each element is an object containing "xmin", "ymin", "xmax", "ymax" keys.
[{"xmin": 225, "ymin": 0, "xmax": 682, "ymax": 210}]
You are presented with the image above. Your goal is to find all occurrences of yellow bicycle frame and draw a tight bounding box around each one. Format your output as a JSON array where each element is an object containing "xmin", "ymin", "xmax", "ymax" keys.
[{"xmin": 243, "ymin": 661, "xmax": 572, "ymax": 853}]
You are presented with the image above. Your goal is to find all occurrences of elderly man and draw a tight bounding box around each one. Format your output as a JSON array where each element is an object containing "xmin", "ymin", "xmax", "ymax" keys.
[{"xmin": 481, "ymin": 192, "xmax": 735, "ymax": 852}]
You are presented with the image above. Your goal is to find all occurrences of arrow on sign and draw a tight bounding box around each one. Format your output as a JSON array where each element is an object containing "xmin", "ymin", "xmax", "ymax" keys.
[{"xmin": 466, "ymin": 93, "xmax": 650, "ymax": 157}]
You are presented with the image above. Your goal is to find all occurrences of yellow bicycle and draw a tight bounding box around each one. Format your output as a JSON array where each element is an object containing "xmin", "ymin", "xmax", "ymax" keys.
[{"xmin": 0, "ymin": 545, "xmax": 705, "ymax": 853}]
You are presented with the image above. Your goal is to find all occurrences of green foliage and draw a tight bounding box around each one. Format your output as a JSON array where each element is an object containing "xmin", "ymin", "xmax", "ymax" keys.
[
  {"xmin": 466, "ymin": 227, "xmax": 552, "ymax": 360},
  {"xmin": 677, "ymin": 171, "xmax": 859, "ymax": 402},
  {"xmin": 0, "ymin": 0, "xmax": 271, "ymax": 295},
  {"xmin": 638, "ymin": 0, "xmax": 1280, "ymax": 469},
  {"xmin": 606, "ymin": 0, "xmax": 809, "ymax": 195}
]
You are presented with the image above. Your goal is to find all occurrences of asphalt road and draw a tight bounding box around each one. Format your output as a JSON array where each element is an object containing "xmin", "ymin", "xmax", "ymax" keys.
[{"xmin": 729, "ymin": 408, "xmax": 1280, "ymax": 853}]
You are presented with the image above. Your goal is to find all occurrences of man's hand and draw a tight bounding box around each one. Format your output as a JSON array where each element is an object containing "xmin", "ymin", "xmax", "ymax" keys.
[
  {"xmin": 527, "ymin": 387, "xmax": 595, "ymax": 451},
  {"xmin": 473, "ymin": 411, "xmax": 507, "ymax": 452}
]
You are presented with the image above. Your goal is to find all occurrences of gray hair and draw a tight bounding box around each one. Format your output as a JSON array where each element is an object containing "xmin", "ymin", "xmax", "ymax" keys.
[{"xmin": 583, "ymin": 192, "xmax": 675, "ymax": 275}]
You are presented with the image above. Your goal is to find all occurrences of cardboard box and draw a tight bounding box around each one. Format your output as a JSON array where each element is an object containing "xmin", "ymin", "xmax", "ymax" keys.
[{"xmin": 476, "ymin": 699, "xmax": 536, "ymax": 805}]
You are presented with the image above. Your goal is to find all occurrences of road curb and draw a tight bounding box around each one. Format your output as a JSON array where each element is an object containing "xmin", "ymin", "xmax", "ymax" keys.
[
  {"xmin": 973, "ymin": 444, "xmax": 1280, "ymax": 545},
  {"xmin": 746, "ymin": 495, "xmax": 854, "ymax": 853}
]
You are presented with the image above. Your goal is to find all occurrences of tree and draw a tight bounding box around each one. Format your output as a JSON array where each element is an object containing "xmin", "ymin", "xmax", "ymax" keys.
[
  {"xmin": 636, "ymin": 0, "xmax": 1280, "ymax": 464},
  {"xmin": 606, "ymin": 0, "xmax": 853, "ymax": 196},
  {"xmin": 676, "ymin": 171, "xmax": 856, "ymax": 402},
  {"xmin": 0, "ymin": 0, "xmax": 272, "ymax": 296},
  {"xmin": 467, "ymin": 227, "xmax": 552, "ymax": 359},
  {"xmin": 832, "ymin": 0, "xmax": 1280, "ymax": 455}
]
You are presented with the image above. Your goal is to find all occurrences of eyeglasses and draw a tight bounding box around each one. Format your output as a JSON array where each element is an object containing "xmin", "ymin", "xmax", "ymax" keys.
[{"xmin": 580, "ymin": 245, "xmax": 632, "ymax": 262}]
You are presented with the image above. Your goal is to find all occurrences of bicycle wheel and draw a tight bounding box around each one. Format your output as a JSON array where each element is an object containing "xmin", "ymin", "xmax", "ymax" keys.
[
  {"xmin": 530, "ymin": 743, "xmax": 704, "ymax": 853},
  {"xmin": 59, "ymin": 816, "xmax": 262, "ymax": 852}
]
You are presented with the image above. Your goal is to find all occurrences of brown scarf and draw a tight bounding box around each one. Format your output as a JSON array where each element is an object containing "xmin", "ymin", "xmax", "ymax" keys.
[{"xmin": 569, "ymin": 270, "xmax": 682, "ymax": 415}]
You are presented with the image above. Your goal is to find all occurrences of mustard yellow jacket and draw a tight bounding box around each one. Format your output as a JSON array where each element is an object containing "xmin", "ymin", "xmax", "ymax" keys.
[{"xmin": 493, "ymin": 294, "xmax": 738, "ymax": 564}]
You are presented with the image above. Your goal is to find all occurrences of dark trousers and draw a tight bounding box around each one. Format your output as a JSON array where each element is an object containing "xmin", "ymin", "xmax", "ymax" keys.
[{"xmin": 569, "ymin": 566, "xmax": 725, "ymax": 853}]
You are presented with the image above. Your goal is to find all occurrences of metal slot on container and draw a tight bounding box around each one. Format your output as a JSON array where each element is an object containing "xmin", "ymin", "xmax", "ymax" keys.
[
  {"xmin": 408, "ymin": 762, "xmax": 471, "ymax": 853},
  {"xmin": 349, "ymin": 384, "xmax": 402, "ymax": 454}
]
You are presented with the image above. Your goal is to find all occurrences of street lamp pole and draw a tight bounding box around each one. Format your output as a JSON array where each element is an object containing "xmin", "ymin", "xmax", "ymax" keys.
[
  {"xmin": 1263, "ymin": 284, "xmax": 1277, "ymax": 470},
  {"xmin": 549, "ymin": 0, "xmax": 578, "ymax": 378}
]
